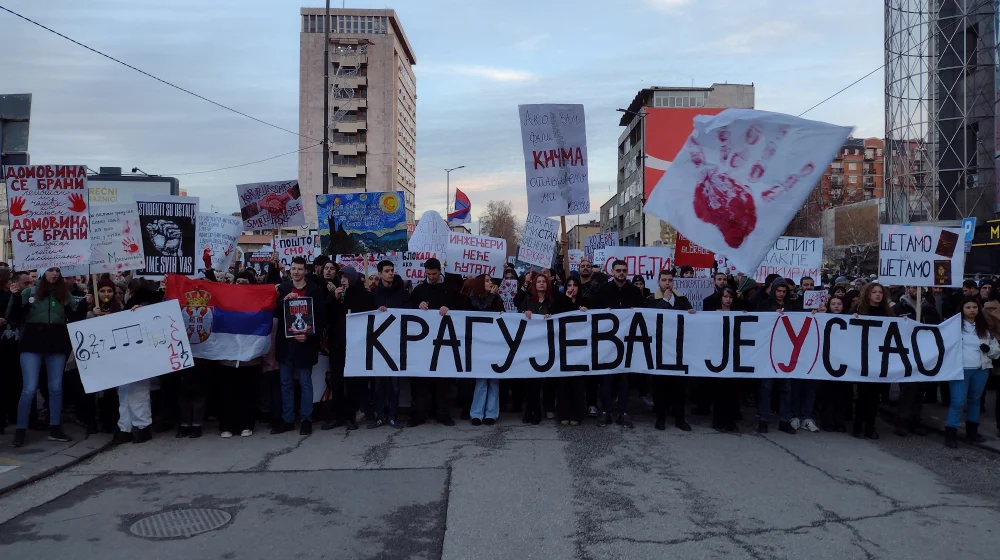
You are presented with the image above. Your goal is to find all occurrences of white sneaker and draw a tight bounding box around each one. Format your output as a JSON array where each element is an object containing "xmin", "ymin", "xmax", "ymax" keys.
[
  {"xmin": 802, "ymin": 419, "xmax": 820, "ymax": 432},
  {"xmin": 240, "ymin": 429, "xmax": 253, "ymax": 437},
  {"xmin": 588, "ymin": 406, "xmax": 598, "ymax": 417},
  {"xmin": 221, "ymin": 431, "xmax": 233, "ymax": 438},
  {"xmin": 545, "ymin": 411, "xmax": 556, "ymax": 420},
  {"xmin": 789, "ymin": 418, "xmax": 800, "ymax": 430}
]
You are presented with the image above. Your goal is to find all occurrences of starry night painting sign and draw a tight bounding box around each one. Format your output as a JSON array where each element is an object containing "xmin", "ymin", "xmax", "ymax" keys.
[{"xmin": 317, "ymin": 191, "xmax": 408, "ymax": 255}]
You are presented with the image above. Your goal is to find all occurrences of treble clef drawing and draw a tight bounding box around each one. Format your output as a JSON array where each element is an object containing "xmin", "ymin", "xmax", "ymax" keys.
[{"xmin": 74, "ymin": 331, "xmax": 91, "ymax": 362}]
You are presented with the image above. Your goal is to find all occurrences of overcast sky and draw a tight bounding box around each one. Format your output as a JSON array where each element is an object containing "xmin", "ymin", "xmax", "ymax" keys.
[{"xmin": 2, "ymin": 0, "xmax": 883, "ymax": 228}]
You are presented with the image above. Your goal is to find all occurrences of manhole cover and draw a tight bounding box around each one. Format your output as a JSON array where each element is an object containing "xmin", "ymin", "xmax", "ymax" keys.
[{"xmin": 129, "ymin": 508, "xmax": 232, "ymax": 539}]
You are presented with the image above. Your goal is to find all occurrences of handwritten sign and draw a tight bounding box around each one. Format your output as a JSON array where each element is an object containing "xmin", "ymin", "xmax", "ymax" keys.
[
  {"xmin": 196, "ymin": 213, "xmax": 242, "ymax": 273},
  {"xmin": 749, "ymin": 236, "xmax": 822, "ymax": 284},
  {"xmin": 320, "ymin": 192, "xmax": 407, "ymax": 254},
  {"xmin": 4, "ymin": 164, "xmax": 90, "ymax": 270},
  {"xmin": 878, "ymin": 225, "xmax": 965, "ymax": 288},
  {"xmin": 62, "ymin": 204, "xmax": 145, "ymax": 277},
  {"xmin": 69, "ymin": 300, "xmax": 194, "ymax": 393},
  {"xmin": 569, "ymin": 249, "xmax": 584, "ymax": 272},
  {"xmin": 409, "ymin": 210, "xmax": 450, "ymax": 265},
  {"xmin": 237, "ymin": 180, "xmax": 304, "ymax": 230},
  {"xmin": 584, "ymin": 232, "xmax": 616, "ymax": 261},
  {"xmin": 499, "ymin": 279, "xmax": 519, "ymax": 312},
  {"xmin": 673, "ymin": 278, "xmax": 715, "ymax": 311},
  {"xmin": 518, "ymin": 213, "xmax": 559, "ymax": 268},
  {"xmin": 518, "ymin": 104, "xmax": 590, "ymax": 216},
  {"xmin": 448, "ymin": 232, "xmax": 507, "ymax": 277},
  {"xmin": 284, "ymin": 297, "xmax": 315, "ymax": 338},
  {"xmin": 803, "ymin": 290, "xmax": 828, "ymax": 310},
  {"xmin": 136, "ymin": 196, "xmax": 199, "ymax": 278},
  {"xmin": 399, "ymin": 251, "xmax": 441, "ymax": 282},
  {"xmin": 275, "ymin": 235, "xmax": 316, "ymax": 269},
  {"xmin": 593, "ymin": 246, "xmax": 674, "ymax": 280}
]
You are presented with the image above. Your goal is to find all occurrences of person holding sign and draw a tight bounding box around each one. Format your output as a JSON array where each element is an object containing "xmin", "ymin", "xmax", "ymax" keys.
[
  {"xmin": 273, "ymin": 257, "xmax": 327, "ymax": 436},
  {"xmin": 408, "ymin": 258, "xmax": 460, "ymax": 428},
  {"xmin": 519, "ymin": 273, "xmax": 558, "ymax": 425},
  {"xmin": 891, "ymin": 286, "xmax": 941, "ymax": 437},
  {"xmin": 648, "ymin": 269, "xmax": 695, "ymax": 432},
  {"xmin": 944, "ymin": 297, "xmax": 1000, "ymax": 448},
  {"xmin": 370, "ymin": 260, "xmax": 409, "ymax": 429},
  {"xmin": 594, "ymin": 260, "xmax": 647, "ymax": 429},
  {"xmin": 466, "ymin": 274, "xmax": 504, "ymax": 426},
  {"xmin": 7, "ymin": 267, "xmax": 90, "ymax": 448},
  {"xmin": 851, "ymin": 283, "xmax": 893, "ymax": 440}
]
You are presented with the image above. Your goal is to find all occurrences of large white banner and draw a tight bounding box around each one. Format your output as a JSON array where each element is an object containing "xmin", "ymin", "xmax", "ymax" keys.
[
  {"xmin": 69, "ymin": 300, "xmax": 195, "ymax": 393},
  {"xmin": 196, "ymin": 213, "xmax": 242, "ymax": 273},
  {"xmin": 518, "ymin": 104, "xmax": 590, "ymax": 216},
  {"xmin": 275, "ymin": 235, "xmax": 317, "ymax": 269},
  {"xmin": 347, "ymin": 309, "xmax": 963, "ymax": 382},
  {"xmin": 878, "ymin": 225, "xmax": 965, "ymax": 288},
  {"xmin": 744, "ymin": 236, "xmax": 822, "ymax": 285},
  {"xmin": 448, "ymin": 232, "xmax": 506, "ymax": 277},
  {"xmin": 644, "ymin": 109, "xmax": 851, "ymax": 275},
  {"xmin": 518, "ymin": 212, "xmax": 559, "ymax": 268},
  {"xmin": 593, "ymin": 246, "xmax": 673, "ymax": 280},
  {"xmin": 4, "ymin": 164, "xmax": 91, "ymax": 271}
]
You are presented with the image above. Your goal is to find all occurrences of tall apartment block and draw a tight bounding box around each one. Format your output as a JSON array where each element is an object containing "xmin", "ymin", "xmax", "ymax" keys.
[{"xmin": 299, "ymin": 8, "xmax": 417, "ymax": 226}]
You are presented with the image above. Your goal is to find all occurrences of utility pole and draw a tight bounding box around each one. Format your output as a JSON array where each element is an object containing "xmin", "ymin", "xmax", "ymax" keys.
[
  {"xmin": 322, "ymin": 0, "xmax": 331, "ymax": 195},
  {"xmin": 445, "ymin": 165, "xmax": 465, "ymax": 218}
]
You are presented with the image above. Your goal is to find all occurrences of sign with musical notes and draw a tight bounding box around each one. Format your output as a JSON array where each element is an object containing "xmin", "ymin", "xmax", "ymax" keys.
[
  {"xmin": 68, "ymin": 300, "xmax": 195, "ymax": 393},
  {"xmin": 283, "ymin": 296, "xmax": 315, "ymax": 338}
]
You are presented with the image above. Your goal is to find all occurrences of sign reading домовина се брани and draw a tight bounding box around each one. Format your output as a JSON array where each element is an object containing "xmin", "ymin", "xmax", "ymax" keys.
[{"xmin": 346, "ymin": 309, "xmax": 963, "ymax": 383}]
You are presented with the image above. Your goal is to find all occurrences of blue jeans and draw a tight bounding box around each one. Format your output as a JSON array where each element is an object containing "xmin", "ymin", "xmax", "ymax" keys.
[
  {"xmin": 373, "ymin": 377, "xmax": 400, "ymax": 421},
  {"xmin": 279, "ymin": 361, "xmax": 313, "ymax": 423},
  {"xmin": 946, "ymin": 368, "xmax": 989, "ymax": 428},
  {"xmin": 757, "ymin": 379, "xmax": 792, "ymax": 423},
  {"xmin": 17, "ymin": 352, "xmax": 66, "ymax": 429},
  {"xmin": 790, "ymin": 380, "xmax": 818, "ymax": 420},
  {"xmin": 471, "ymin": 379, "xmax": 499, "ymax": 420}
]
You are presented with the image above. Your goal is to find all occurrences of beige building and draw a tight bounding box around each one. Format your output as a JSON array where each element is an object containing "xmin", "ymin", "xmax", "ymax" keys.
[
  {"xmin": 565, "ymin": 220, "xmax": 600, "ymax": 251},
  {"xmin": 298, "ymin": 8, "xmax": 417, "ymax": 227}
]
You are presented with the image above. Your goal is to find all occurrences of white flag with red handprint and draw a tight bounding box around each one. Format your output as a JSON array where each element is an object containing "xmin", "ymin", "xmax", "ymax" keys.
[
  {"xmin": 3, "ymin": 164, "xmax": 91, "ymax": 271},
  {"xmin": 643, "ymin": 109, "xmax": 851, "ymax": 275}
]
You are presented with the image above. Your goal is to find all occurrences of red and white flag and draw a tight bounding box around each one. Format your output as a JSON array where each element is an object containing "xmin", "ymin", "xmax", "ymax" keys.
[{"xmin": 643, "ymin": 109, "xmax": 851, "ymax": 274}]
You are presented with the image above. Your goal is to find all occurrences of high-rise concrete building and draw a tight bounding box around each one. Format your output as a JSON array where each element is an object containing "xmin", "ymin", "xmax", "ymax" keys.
[{"xmin": 298, "ymin": 8, "xmax": 417, "ymax": 226}]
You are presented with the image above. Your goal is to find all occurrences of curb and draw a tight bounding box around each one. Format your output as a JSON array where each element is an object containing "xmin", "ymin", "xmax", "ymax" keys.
[
  {"xmin": 878, "ymin": 405, "xmax": 1000, "ymax": 456},
  {"xmin": 0, "ymin": 436, "xmax": 114, "ymax": 498}
]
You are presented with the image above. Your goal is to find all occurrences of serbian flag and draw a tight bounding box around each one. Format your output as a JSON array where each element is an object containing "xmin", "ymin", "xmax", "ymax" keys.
[
  {"xmin": 448, "ymin": 189, "xmax": 471, "ymax": 226},
  {"xmin": 164, "ymin": 274, "xmax": 278, "ymax": 361}
]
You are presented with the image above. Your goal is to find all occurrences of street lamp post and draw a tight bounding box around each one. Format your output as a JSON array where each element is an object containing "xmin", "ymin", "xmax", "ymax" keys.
[
  {"xmin": 322, "ymin": 0, "xmax": 331, "ymax": 195},
  {"xmin": 616, "ymin": 108, "xmax": 647, "ymax": 247},
  {"xmin": 445, "ymin": 165, "xmax": 465, "ymax": 219}
]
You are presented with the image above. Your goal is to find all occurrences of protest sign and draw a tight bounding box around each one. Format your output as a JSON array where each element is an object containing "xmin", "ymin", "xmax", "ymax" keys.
[
  {"xmin": 803, "ymin": 290, "xmax": 828, "ymax": 310},
  {"xmin": 498, "ymin": 279, "xmax": 519, "ymax": 312},
  {"xmin": 136, "ymin": 196, "xmax": 199, "ymax": 278},
  {"xmin": 347, "ymin": 309, "xmax": 963, "ymax": 383},
  {"xmin": 61, "ymin": 204, "xmax": 144, "ymax": 276},
  {"xmin": 673, "ymin": 278, "xmax": 716, "ymax": 311},
  {"xmin": 336, "ymin": 254, "xmax": 369, "ymax": 275},
  {"xmin": 236, "ymin": 180, "xmax": 304, "ymax": 230},
  {"xmin": 399, "ymin": 251, "xmax": 441, "ymax": 283},
  {"xmin": 878, "ymin": 225, "xmax": 965, "ymax": 288},
  {"xmin": 593, "ymin": 246, "xmax": 673, "ymax": 280},
  {"xmin": 4, "ymin": 164, "xmax": 90, "ymax": 270},
  {"xmin": 244, "ymin": 251, "xmax": 272, "ymax": 276},
  {"xmin": 518, "ymin": 213, "xmax": 559, "ymax": 268},
  {"xmin": 448, "ymin": 232, "xmax": 507, "ymax": 277},
  {"xmin": 749, "ymin": 236, "xmax": 822, "ymax": 284},
  {"xmin": 70, "ymin": 300, "xmax": 194, "ymax": 393},
  {"xmin": 275, "ymin": 235, "xmax": 316, "ymax": 268},
  {"xmin": 408, "ymin": 210, "xmax": 450, "ymax": 264},
  {"xmin": 518, "ymin": 104, "xmax": 590, "ymax": 216},
  {"xmin": 196, "ymin": 213, "xmax": 241, "ymax": 273},
  {"xmin": 584, "ymin": 232, "xmax": 617, "ymax": 261},
  {"xmin": 164, "ymin": 274, "xmax": 279, "ymax": 361},
  {"xmin": 284, "ymin": 297, "xmax": 316, "ymax": 338},
  {"xmin": 318, "ymin": 191, "xmax": 407, "ymax": 254},
  {"xmin": 674, "ymin": 233, "xmax": 716, "ymax": 269},
  {"xmin": 644, "ymin": 109, "xmax": 852, "ymax": 275},
  {"xmin": 569, "ymin": 249, "xmax": 584, "ymax": 272}
]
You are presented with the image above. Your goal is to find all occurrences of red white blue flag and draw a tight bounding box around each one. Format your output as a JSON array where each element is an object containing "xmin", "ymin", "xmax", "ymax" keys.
[{"xmin": 448, "ymin": 189, "xmax": 471, "ymax": 226}]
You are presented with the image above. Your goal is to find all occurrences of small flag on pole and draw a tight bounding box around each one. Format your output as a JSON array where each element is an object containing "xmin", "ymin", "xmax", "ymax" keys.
[{"xmin": 448, "ymin": 188, "xmax": 471, "ymax": 226}]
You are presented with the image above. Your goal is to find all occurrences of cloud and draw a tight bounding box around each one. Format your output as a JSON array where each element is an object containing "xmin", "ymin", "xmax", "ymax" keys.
[
  {"xmin": 417, "ymin": 64, "xmax": 535, "ymax": 83},
  {"xmin": 514, "ymin": 33, "xmax": 550, "ymax": 51},
  {"xmin": 641, "ymin": 0, "xmax": 692, "ymax": 10},
  {"xmin": 715, "ymin": 21, "xmax": 798, "ymax": 54}
]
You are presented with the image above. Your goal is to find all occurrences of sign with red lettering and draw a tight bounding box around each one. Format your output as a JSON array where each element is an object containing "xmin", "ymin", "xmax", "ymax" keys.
[
  {"xmin": 447, "ymin": 232, "xmax": 507, "ymax": 277},
  {"xmin": 275, "ymin": 235, "xmax": 316, "ymax": 269},
  {"xmin": 399, "ymin": 251, "xmax": 440, "ymax": 282},
  {"xmin": 593, "ymin": 246, "xmax": 673, "ymax": 281},
  {"xmin": 237, "ymin": 180, "xmax": 304, "ymax": 230},
  {"xmin": 674, "ymin": 233, "xmax": 716, "ymax": 269},
  {"xmin": 519, "ymin": 104, "xmax": 590, "ymax": 217},
  {"xmin": 283, "ymin": 296, "xmax": 315, "ymax": 338},
  {"xmin": 4, "ymin": 164, "xmax": 91, "ymax": 271},
  {"xmin": 748, "ymin": 236, "xmax": 822, "ymax": 285}
]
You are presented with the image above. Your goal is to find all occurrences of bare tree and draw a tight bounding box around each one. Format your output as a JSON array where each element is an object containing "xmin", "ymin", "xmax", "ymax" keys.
[{"xmin": 480, "ymin": 200, "xmax": 520, "ymax": 257}]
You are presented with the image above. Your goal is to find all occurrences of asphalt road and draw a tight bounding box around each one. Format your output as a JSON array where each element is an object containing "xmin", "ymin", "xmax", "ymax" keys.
[{"xmin": 1, "ymin": 410, "xmax": 999, "ymax": 560}]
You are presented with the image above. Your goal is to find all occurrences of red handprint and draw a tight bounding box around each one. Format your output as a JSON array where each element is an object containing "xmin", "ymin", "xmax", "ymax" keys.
[
  {"xmin": 68, "ymin": 193, "xmax": 87, "ymax": 212},
  {"xmin": 122, "ymin": 237, "xmax": 140, "ymax": 254},
  {"xmin": 692, "ymin": 167, "xmax": 757, "ymax": 249},
  {"xmin": 8, "ymin": 196, "xmax": 27, "ymax": 217},
  {"xmin": 123, "ymin": 220, "xmax": 131, "ymax": 234},
  {"xmin": 223, "ymin": 244, "xmax": 233, "ymax": 257}
]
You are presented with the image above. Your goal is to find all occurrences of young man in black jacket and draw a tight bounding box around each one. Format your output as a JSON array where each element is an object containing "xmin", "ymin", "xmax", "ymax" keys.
[
  {"xmin": 648, "ymin": 269, "xmax": 695, "ymax": 431},
  {"xmin": 408, "ymin": 258, "xmax": 459, "ymax": 427},
  {"xmin": 892, "ymin": 285, "xmax": 940, "ymax": 436},
  {"xmin": 369, "ymin": 260, "xmax": 409, "ymax": 428},
  {"xmin": 594, "ymin": 259, "xmax": 646, "ymax": 428},
  {"xmin": 273, "ymin": 257, "xmax": 327, "ymax": 436}
]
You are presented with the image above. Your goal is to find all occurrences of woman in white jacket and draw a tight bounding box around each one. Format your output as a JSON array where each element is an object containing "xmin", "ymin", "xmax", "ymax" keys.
[{"xmin": 946, "ymin": 296, "xmax": 1000, "ymax": 448}]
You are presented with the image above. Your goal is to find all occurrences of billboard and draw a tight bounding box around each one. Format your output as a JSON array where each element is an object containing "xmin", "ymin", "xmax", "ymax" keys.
[
  {"xmin": 87, "ymin": 179, "xmax": 176, "ymax": 207},
  {"xmin": 643, "ymin": 107, "xmax": 726, "ymax": 199}
]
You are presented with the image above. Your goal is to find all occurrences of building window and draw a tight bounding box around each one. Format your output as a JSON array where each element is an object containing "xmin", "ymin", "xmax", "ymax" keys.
[
  {"xmin": 848, "ymin": 162, "xmax": 857, "ymax": 171},
  {"xmin": 849, "ymin": 175, "xmax": 858, "ymax": 184}
]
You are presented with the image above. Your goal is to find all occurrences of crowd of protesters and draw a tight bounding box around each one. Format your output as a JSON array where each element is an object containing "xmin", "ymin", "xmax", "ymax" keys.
[{"xmin": 1, "ymin": 253, "xmax": 999, "ymax": 451}]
